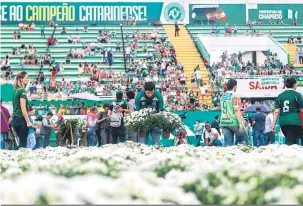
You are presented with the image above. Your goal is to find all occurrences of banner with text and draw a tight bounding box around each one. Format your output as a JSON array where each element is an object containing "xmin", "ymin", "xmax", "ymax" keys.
[
  {"xmin": 234, "ymin": 76, "xmax": 303, "ymax": 98},
  {"xmin": 248, "ymin": 4, "xmax": 303, "ymax": 24},
  {"xmin": 0, "ymin": 2, "xmax": 190, "ymax": 24},
  {"xmin": 235, "ymin": 77, "xmax": 285, "ymax": 98},
  {"xmin": 0, "ymin": 2, "xmax": 163, "ymax": 24}
]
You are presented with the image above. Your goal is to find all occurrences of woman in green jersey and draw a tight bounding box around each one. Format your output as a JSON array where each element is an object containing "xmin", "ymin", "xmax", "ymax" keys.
[{"xmin": 11, "ymin": 71, "xmax": 32, "ymax": 148}]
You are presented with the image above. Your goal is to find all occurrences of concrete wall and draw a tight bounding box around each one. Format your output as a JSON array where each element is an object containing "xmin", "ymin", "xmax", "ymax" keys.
[
  {"xmin": 242, "ymin": 52, "xmax": 253, "ymax": 63},
  {"xmin": 257, "ymin": 51, "xmax": 267, "ymax": 65},
  {"xmin": 199, "ymin": 35, "xmax": 288, "ymax": 64}
]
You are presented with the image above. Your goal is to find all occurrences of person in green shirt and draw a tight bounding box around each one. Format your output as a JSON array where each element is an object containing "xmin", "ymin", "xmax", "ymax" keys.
[
  {"xmin": 135, "ymin": 82, "xmax": 164, "ymax": 145},
  {"xmin": 11, "ymin": 71, "xmax": 33, "ymax": 148},
  {"xmin": 273, "ymin": 77, "xmax": 303, "ymax": 145},
  {"xmin": 110, "ymin": 30, "xmax": 117, "ymax": 37},
  {"xmin": 18, "ymin": 59, "xmax": 24, "ymax": 70},
  {"xmin": 17, "ymin": 30, "xmax": 21, "ymax": 39},
  {"xmin": 12, "ymin": 47, "xmax": 17, "ymax": 54},
  {"xmin": 220, "ymin": 79, "xmax": 246, "ymax": 146},
  {"xmin": 142, "ymin": 43, "xmax": 147, "ymax": 53},
  {"xmin": 41, "ymin": 26, "xmax": 45, "ymax": 37}
]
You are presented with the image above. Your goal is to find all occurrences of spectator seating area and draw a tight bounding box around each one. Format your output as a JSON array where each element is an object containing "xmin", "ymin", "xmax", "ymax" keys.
[
  {"xmin": 0, "ymin": 25, "xmax": 168, "ymax": 79},
  {"xmin": 186, "ymin": 24, "xmax": 303, "ymax": 70},
  {"xmin": 2, "ymin": 23, "xmax": 303, "ymax": 109},
  {"xmin": 1, "ymin": 24, "xmax": 215, "ymax": 109}
]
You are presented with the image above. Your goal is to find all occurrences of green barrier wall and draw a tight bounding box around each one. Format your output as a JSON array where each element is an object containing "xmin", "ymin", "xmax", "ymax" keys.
[
  {"xmin": 0, "ymin": 84, "xmax": 14, "ymax": 102},
  {"xmin": 248, "ymin": 4, "xmax": 303, "ymax": 24}
]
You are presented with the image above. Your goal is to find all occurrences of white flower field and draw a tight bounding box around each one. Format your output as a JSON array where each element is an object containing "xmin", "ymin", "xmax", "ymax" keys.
[{"xmin": 1, "ymin": 142, "xmax": 303, "ymax": 204}]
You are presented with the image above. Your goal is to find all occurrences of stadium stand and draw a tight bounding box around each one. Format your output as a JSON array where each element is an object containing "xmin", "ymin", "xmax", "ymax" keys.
[
  {"xmin": 1, "ymin": 25, "xmax": 167, "ymax": 79},
  {"xmin": 2, "ymin": 24, "xmax": 213, "ymax": 111},
  {"xmin": 186, "ymin": 24, "xmax": 303, "ymax": 70}
]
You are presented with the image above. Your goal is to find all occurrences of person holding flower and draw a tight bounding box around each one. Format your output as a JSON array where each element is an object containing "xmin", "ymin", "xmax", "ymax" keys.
[{"xmin": 135, "ymin": 82, "xmax": 164, "ymax": 145}]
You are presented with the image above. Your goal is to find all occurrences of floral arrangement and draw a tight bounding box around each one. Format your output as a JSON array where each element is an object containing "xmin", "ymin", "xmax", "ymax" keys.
[
  {"xmin": 152, "ymin": 111, "xmax": 182, "ymax": 132},
  {"xmin": 124, "ymin": 108, "xmax": 155, "ymax": 132},
  {"xmin": 58, "ymin": 119, "xmax": 85, "ymax": 146},
  {"xmin": 125, "ymin": 109, "xmax": 182, "ymax": 134},
  {"xmin": 1, "ymin": 143, "xmax": 303, "ymax": 204}
]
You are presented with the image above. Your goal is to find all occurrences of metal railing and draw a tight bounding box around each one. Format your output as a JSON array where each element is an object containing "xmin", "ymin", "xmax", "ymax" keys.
[
  {"xmin": 268, "ymin": 35, "xmax": 290, "ymax": 65},
  {"xmin": 196, "ymin": 36, "xmax": 210, "ymax": 62}
]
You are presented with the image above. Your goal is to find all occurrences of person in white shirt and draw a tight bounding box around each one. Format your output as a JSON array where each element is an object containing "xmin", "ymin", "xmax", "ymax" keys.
[
  {"xmin": 180, "ymin": 73, "xmax": 186, "ymax": 88},
  {"xmin": 73, "ymin": 34, "xmax": 80, "ymax": 44},
  {"xmin": 203, "ymin": 123, "xmax": 222, "ymax": 146},
  {"xmin": 65, "ymin": 76, "xmax": 71, "ymax": 84},
  {"xmin": 30, "ymin": 22, "xmax": 35, "ymax": 31},
  {"xmin": 125, "ymin": 46, "xmax": 131, "ymax": 61},
  {"xmin": 204, "ymin": 83, "xmax": 209, "ymax": 94},
  {"xmin": 144, "ymin": 75, "xmax": 152, "ymax": 82},
  {"xmin": 264, "ymin": 109, "xmax": 275, "ymax": 145},
  {"xmin": 195, "ymin": 68, "xmax": 201, "ymax": 86},
  {"xmin": 199, "ymin": 83, "xmax": 206, "ymax": 96},
  {"xmin": 132, "ymin": 76, "xmax": 138, "ymax": 84},
  {"xmin": 153, "ymin": 74, "xmax": 159, "ymax": 83},
  {"xmin": 19, "ymin": 22, "xmax": 24, "ymax": 30}
]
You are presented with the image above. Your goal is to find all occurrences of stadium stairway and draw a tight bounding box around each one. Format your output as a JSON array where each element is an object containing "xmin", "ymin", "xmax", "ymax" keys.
[
  {"xmin": 163, "ymin": 25, "xmax": 212, "ymax": 106},
  {"xmin": 283, "ymin": 44, "xmax": 297, "ymax": 65}
]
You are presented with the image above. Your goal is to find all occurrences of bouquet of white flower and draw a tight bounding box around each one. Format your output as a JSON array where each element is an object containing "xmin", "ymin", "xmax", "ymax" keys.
[
  {"xmin": 124, "ymin": 108, "xmax": 155, "ymax": 133},
  {"xmin": 152, "ymin": 112, "xmax": 182, "ymax": 137}
]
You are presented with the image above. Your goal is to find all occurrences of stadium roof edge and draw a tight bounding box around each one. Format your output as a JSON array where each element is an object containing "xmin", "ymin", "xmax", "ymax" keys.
[
  {"xmin": 0, "ymin": 0, "xmax": 164, "ymax": 2},
  {"xmin": 1, "ymin": 0, "xmax": 303, "ymax": 2}
]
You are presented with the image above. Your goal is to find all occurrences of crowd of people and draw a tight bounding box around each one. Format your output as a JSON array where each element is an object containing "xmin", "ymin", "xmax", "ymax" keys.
[
  {"xmin": 1, "ymin": 77, "xmax": 185, "ymax": 149},
  {"xmin": 3, "ymin": 23, "xmax": 210, "ymax": 112},
  {"xmin": 2, "ymin": 21, "xmax": 303, "ymax": 150},
  {"xmin": 201, "ymin": 48, "xmax": 303, "ymax": 107}
]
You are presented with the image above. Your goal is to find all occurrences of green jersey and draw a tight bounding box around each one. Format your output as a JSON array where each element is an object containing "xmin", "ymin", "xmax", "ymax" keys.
[
  {"xmin": 12, "ymin": 87, "xmax": 28, "ymax": 117},
  {"xmin": 135, "ymin": 91, "xmax": 164, "ymax": 111},
  {"xmin": 220, "ymin": 91, "xmax": 240, "ymax": 127},
  {"xmin": 275, "ymin": 89, "xmax": 303, "ymax": 126}
]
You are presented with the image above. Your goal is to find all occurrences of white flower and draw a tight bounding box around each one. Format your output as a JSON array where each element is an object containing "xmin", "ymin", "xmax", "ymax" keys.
[{"xmin": 1, "ymin": 144, "xmax": 303, "ymax": 204}]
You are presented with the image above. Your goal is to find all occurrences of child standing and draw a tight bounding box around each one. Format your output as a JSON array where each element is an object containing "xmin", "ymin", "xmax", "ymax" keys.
[{"xmin": 27, "ymin": 108, "xmax": 37, "ymax": 149}]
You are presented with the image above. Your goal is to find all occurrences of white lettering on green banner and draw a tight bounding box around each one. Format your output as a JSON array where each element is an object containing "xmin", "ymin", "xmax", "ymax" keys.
[{"xmin": 259, "ymin": 10, "xmax": 283, "ymax": 19}]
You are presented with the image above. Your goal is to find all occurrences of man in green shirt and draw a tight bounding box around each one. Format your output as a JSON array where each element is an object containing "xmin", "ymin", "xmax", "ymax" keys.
[
  {"xmin": 273, "ymin": 77, "xmax": 303, "ymax": 145},
  {"xmin": 41, "ymin": 26, "xmax": 45, "ymax": 37},
  {"xmin": 220, "ymin": 79, "xmax": 246, "ymax": 146},
  {"xmin": 135, "ymin": 82, "xmax": 164, "ymax": 111},
  {"xmin": 135, "ymin": 82, "xmax": 164, "ymax": 145}
]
